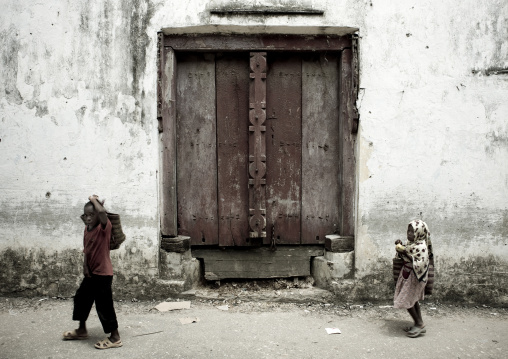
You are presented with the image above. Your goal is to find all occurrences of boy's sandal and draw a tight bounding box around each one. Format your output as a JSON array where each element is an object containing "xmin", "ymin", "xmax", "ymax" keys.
[
  {"xmin": 95, "ymin": 338, "xmax": 123, "ymax": 349},
  {"xmin": 403, "ymin": 325, "xmax": 426, "ymax": 333},
  {"xmin": 62, "ymin": 330, "xmax": 88, "ymax": 340},
  {"xmin": 407, "ymin": 326, "xmax": 426, "ymax": 338}
]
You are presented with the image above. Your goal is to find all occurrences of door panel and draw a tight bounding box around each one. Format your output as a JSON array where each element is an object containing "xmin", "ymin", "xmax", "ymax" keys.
[
  {"xmin": 176, "ymin": 53, "xmax": 218, "ymax": 245},
  {"xmin": 216, "ymin": 53, "xmax": 250, "ymax": 246},
  {"xmin": 175, "ymin": 51, "xmax": 344, "ymax": 247},
  {"xmin": 301, "ymin": 54, "xmax": 341, "ymax": 244},
  {"xmin": 266, "ymin": 54, "xmax": 302, "ymax": 245}
]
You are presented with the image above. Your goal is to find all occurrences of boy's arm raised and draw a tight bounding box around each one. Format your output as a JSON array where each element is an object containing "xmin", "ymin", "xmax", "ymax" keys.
[{"xmin": 89, "ymin": 195, "xmax": 108, "ymax": 229}]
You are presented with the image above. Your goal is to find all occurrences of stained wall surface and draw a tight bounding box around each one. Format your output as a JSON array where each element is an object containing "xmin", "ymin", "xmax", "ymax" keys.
[{"xmin": 0, "ymin": 0, "xmax": 507, "ymax": 304}]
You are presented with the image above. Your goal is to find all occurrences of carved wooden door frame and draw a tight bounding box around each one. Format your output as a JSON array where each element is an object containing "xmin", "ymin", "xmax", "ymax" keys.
[{"xmin": 157, "ymin": 33, "xmax": 359, "ymax": 243}]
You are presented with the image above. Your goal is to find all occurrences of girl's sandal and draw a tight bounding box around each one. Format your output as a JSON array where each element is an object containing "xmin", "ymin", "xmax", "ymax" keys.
[
  {"xmin": 95, "ymin": 338, "xmax": 123, "ymax": 349},
  {"xmin": 404, "ymin": 325, "xmax": 426, "ymax": 333}
]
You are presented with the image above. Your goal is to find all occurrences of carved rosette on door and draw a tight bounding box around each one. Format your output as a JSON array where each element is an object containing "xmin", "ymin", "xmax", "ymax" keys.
[{"xmin": 248, "ymin": 52, "xmax": 267, "ymax": 238}]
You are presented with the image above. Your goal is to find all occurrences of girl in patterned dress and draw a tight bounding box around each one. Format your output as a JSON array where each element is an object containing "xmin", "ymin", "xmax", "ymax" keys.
[{"xmin": 394, "ymin": 220, "xmax": 434, "ymax": 338}]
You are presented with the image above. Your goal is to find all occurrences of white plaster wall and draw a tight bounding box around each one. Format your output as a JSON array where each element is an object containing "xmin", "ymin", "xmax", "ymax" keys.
[
  {"xmin": 1, "ymin": 0, "xmax": 507, "ymax": 300},
  {"xmin": 0, "ymin": 0, "xmax": 161, "ymax": 278},
  {"xmin": 354, "ymin": 0, "xmax": 508, "ymax": 285}
]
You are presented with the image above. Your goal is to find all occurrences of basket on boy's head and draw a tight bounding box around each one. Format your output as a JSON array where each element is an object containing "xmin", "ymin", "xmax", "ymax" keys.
[
  {"xmin": 80, "ymin": 198, "xmax": 126, "ymax": 250},
  {"xmin": 107, "ymin": 212, "xmax": 126, "ymax": 250}
]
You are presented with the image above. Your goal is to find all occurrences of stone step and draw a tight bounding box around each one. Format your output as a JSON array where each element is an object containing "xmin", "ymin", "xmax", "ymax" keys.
[{"xmin": 192, "ymin": 246, "xmax": 324, "ymax": 280}]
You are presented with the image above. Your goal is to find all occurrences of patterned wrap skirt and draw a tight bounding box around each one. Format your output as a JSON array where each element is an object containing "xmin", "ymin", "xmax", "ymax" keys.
[{"xmin": 393, "ymin": 263, "xmax": 427, "ymax": 309}]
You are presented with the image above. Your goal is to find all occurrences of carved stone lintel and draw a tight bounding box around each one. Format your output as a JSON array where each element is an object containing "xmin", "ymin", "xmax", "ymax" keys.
[{"xmin": 210, "ymin": 7, "xmax": 324, "ymax": 16}]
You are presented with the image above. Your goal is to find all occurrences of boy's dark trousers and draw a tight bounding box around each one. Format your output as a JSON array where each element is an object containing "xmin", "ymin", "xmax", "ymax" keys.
[{"xmin": 73, "ymin": 274, "xmax": 118, "ymax": 333}]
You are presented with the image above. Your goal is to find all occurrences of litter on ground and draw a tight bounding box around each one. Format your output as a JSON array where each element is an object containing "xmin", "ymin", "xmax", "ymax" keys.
[
  {"xmin": 154, "ymin": 301, "xmax": 191, "ymax": 312},
  {"xmin": 325, "ymin": 328, "xmax": 342, "ymax": 335},
  {"xmin": 179, "ymin": 317, "xmax": 200, "ymax": 325}
]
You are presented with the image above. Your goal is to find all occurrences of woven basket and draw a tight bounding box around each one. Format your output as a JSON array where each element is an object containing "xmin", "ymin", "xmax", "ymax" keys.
[
  {"xmin": 425, "ymin": 258, "xmax": 435, "ymax": 295},
  {"xmin": 107, "ymin": 212, "xmax": 126, "ymax": 250},
  {"xmin": 393, "ymin": 257, "xmax": 404, "ymax": 283}
]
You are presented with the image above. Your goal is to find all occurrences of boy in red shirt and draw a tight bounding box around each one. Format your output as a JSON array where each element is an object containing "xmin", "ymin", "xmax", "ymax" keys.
[{"xmin": 63, "ymin": 195, "xmax": 122, "ymax": 349}]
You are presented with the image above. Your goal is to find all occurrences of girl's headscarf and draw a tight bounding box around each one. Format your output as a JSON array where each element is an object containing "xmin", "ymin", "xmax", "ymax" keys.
[{"xmin": 406, "ymin": 220, "xmax": 433, "ymax": 282}]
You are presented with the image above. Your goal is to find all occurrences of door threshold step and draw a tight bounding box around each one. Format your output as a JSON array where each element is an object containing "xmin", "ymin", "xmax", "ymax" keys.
[{"xmin": 192, "ymin": 246, "xmax": 324, "ymax": 280}]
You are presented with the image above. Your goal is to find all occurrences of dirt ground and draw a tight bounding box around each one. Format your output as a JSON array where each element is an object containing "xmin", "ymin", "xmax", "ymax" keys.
[{"xmin": 1, "ymin": 281, "xmax": 507, "ymax": 359}]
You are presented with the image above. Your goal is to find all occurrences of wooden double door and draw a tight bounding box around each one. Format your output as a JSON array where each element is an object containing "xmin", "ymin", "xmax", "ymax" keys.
[{"xmin": 174, "ymin": 51, "xmax": 345, "ymax": 246}]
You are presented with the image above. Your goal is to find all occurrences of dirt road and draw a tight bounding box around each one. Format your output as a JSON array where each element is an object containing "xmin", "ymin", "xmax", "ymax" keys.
[{"xmin": 0, "ymin": 291, "xmax": 506, "ymax": 359}]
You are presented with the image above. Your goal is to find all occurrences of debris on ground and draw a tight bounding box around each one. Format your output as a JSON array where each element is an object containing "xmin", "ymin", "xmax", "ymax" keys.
[
  {"xmin": 179, "ymin": 317, "xmax": 200, "ymax": 325},
  {"xmin": 203, "ymin": 277, "xmax": 315, "ymax": 294},
  {"xmin": 132, "ymin": 330, "xmax": 164, "ymax": 337},
  {"xmin": 325, "ymin": 328, "xmax": 341, "ymax": 334},
  {"xmin": 154, "ymin": 301, "xmax": 191, "ymax": 312}
]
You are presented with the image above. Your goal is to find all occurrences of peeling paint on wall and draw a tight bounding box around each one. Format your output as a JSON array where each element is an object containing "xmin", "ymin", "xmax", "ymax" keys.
[
  {"xmin": 358, "ymin": 133, "xmax": 373, "ymax": 183},
  {"xmin": 0, "ymin": 25, "xmax": 23, "ymax": 105},
  {"xmin": 0, "ymin": 246, "xmax": 189, "ymax": 299}
]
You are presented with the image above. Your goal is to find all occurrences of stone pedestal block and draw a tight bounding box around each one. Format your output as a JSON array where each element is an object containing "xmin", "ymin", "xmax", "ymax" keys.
[
  {"xmin": 161, "ymin": 236, "xmax": 190, "ymax": 253},
  {"xmin": 159, "ymin": 235, "xmax": 200, "ymax": 292},
  {"xmin": 312, "ymin": 251, "xmax": 354, "ymax": 289},
  {"xmin": 325, "ymin": 235, "xmax": 354, "ymax": 252}
]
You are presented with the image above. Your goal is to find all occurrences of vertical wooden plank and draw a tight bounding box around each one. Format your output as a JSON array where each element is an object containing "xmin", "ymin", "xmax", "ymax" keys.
[
  {"xmin": 216, "ymin": 53, "xmax": 250, "ymax": 246},
  {"xmin": 301, "ymin": 53, "xmax": 341, "ymax": 244},
  {"xmin": 266, "ymin": 54, "xmax": 302, "ymax": 245},
  {"xmin": 176, "ymin": 53, "xmax": 218, "ymax": 245},
  {"xmin": 339, "ymin": 49, "xmax": 356, "ymax": 236},
  {"xmin": 160, "ymin": 45, "xmax": 177, "ymax": 236},
  {"xmin": 248, "ymin": 52, "xmax": 268, "ymax": 239}
]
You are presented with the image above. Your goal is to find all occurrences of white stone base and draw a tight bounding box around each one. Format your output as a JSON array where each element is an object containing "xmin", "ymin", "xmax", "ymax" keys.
[{"xmin": 312, "ymin": 251, "xmax": 354, "ymax": 289}]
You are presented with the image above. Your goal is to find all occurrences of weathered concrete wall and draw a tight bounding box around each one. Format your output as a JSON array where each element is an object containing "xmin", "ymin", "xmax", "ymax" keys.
[
  {"xmin": 0, "ymin": 0, "xmax": 165, "ymax": 298},
  {"xmin": 1, "ymin": 0, "xmax": 507, "ymax": 304},
  {"xmin": 353, "ymin": 0, "xmax": 508, "ymax": 305}
]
